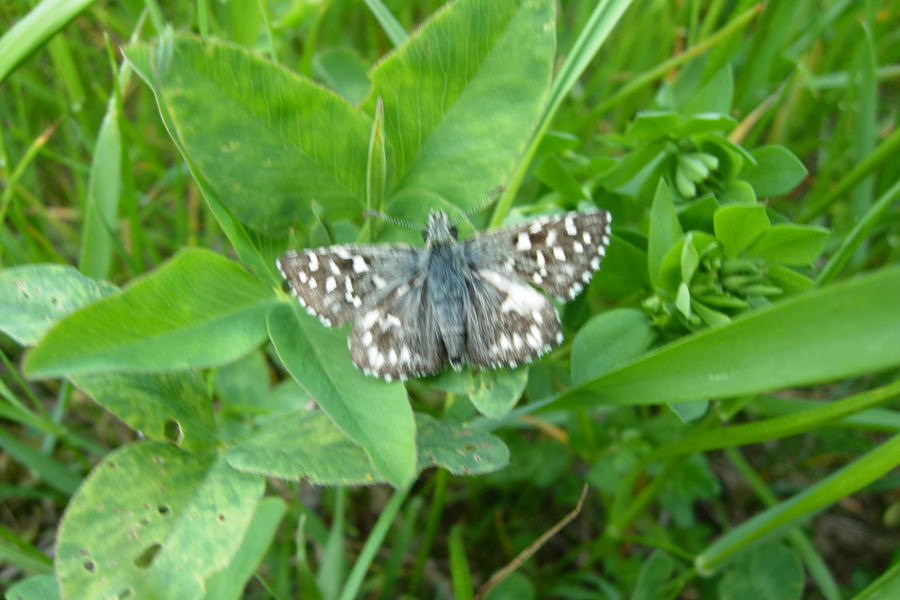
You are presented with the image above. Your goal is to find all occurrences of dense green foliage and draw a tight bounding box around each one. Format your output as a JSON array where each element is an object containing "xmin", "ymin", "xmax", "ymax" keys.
[{"xmin": 2, "ymin": 1, "xmax": 899, "ymax": 599}]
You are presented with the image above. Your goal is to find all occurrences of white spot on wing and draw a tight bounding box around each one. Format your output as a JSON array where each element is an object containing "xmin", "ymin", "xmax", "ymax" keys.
[
  {"xmin": 479, "ymin": 270, "xmax": 549, "ymax": 316},
  {"xmin": 553, "ymin": 247, "xmax": 566, "ymax": 261},
  {"xmin": 546, "ymin": 230, "xmax": 557, "ymax": 248},
  {"xmin": 325, "ymin": 276, "xmax": 337, "ymax": 292},
  {"xmin": 516, "ymin": 232, "xmax": 531, "ymax": 251},
  {"xmin": 308, "ymin": 253, "xmax": 319, "ymax": 271},
  {"xmin": 360, "ymin": 310, "xmax": 379, "ymax": 329},
  {"xmin": 352, "ymin": 256, "xmax": 369, "ymax": 273}
]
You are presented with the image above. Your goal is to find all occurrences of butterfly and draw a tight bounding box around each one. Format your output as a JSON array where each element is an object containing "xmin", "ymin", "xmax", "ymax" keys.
[{"xmin": 277, "ymin": 208, "xmax": 611, "ymax": 382}]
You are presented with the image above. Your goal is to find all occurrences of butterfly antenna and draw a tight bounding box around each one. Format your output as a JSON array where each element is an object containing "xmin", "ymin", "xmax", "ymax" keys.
[
  {"xmin": 450, "ymin": 186, "xmax": 506, "ymax": 227},
  {"xmin": 364, "ymin": 209, "xmax": 427, "ymax": 231}
]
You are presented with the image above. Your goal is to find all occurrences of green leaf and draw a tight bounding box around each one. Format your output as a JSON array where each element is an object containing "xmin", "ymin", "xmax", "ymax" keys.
[
  {"xmin": 364, "ymin": 0, "xmax": 554, "ymax": 208},
  {"xmin": 597, "ymin": 140, "xmax": 668, "ymax": 191},
  {"xmin": 669, "ymin": 400, "xmax": 708, "ymax": 423},
  {"xmin": 0, "ymin": 265, "xmax": 117, "ymax": 347},
  {"xmin": 57, "ymin": 442, "xmax": 264, "ymax": 600},
  {"xmin": 713, "ymin": 204, "xmax": 770, "ymax": 258},
  {"xmin": 4, "ymin": 574, "xmax": 60, "ymax": 600},
  {"xmin": 534, "ymin": 155, "xmax": 588, "ymax": 202},
  {"xmin": 70, "ymin": 371, "xmax": 220, "ymax": 452},
  {"xmin": 740, "ymin": 145, "xmax": 807, "ymax": 198},
  {"xmin": 313, "ymin": 48, "xmax": 371, "ymax": 105},
  {"xmin": 24, "ymin": 249, "xmax": 276, "ymax": 377},
  {"xmin": 851, "ymin": 561, "xmax": 900, "ymax": 600},
  {"xmin": 746, "ymin": 224, "xmax": 829, "ymax": 265},
  {"xmin": 626, "ymin": 111, "xmax": 680, "ymax": 140},
  {"xmin": 124, "ymin": 34, "xmax": 380, "ymax": 234},
  {"xmin": 225, "ymin": 411, "xmax": 509, "ymax": 484},
  {"xmin": 717, "ymin": 179, "xmax": 757, "ymax": 205},
  {"xmin": 681, "ymin": 65, "xmax": 733, "ymax": 115},
  {"xmin": 658, "ymin": 232, "xmax": 714, "ymax": 296},
  {"xmin": 571, "ymin": 308, "xmax": 657, "ymax": 384},
  {"xmin": 632, "ymin": 551, "xmax": 675, "ymax": 600},
  {"xmin": 79, "ymin": 89, "xmax": 122, "ymax": 280},
  {"xmin": 122, "ymin": 43, "xmax": 287, "ymax": 286},
  {"xmin": 678, "ymin": 193, "xmax": 719, "ymax": 232},
  {"xmin": 215, "ymin": 351, "xmax": 271, "ymax": 408},
  {"xmin": 430, "ymin": 367, "xmax": 529, "ymax": 419},
  {"xmin": 648, "ymin": 180, "xmax": 683, "ymax": 288},
  {"xmin": 676, "ymin": 113, "xmax": 737, "ymax": 136},
  {"xmin": 553, "ymin": 266, "xmax": 900, "ymax": 410},
  {"xmin": 767, "ymin": 265, "xmax": 814, "ymax": 295},
  {"xmin": 593, "ymin": 233, "xmax": 652, "ymax": 300},
  {"xmin": 717, "ymin": 543, "xmax": 804, "ymax": 600},
  {"xmin": 266, "ymin": 303, "xmax": 416, "ymax": 487},
  {"xmin": 202, "ymin": 497, "xmax": 286, "ymax": 600}
]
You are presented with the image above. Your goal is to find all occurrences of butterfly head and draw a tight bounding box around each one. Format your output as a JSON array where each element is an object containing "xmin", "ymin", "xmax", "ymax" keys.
[{"xmin": 423, "ymin": 210, "xmax": 457, "ymax": 245}]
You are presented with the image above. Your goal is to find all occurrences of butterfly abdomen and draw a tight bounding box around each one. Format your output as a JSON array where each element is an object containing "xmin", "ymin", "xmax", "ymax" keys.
[{"xmin": 426, "ymin": 241, "xmax": 469, "ymax": 370}]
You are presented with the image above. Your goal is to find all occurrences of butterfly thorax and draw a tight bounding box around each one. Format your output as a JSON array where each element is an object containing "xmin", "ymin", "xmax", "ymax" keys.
[{"xmin": 422, "ymin": 211, "xmax": 469, "ymax": 370}]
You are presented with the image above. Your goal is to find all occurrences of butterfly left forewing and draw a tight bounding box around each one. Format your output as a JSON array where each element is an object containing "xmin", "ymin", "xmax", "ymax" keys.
[{"xmin": 464, "ymin": 268, "xmax": 562, "ymax": 369}]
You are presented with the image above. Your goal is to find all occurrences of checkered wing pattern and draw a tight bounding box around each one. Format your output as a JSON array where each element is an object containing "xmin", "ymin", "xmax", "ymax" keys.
[
  {"xmin": 465, "ymin": 210, "xmax": 612, "ymax": 300},
  {"xmin": 464, "ymin": 268, "xmax": 562, "ymax": 369},
  {"xmin": 347, "ymin": 278, "xmax": 448, "ymax": 381},
  {"xmin": 276, "ymin": 245, "xmax": 418, "ymax": 328}
]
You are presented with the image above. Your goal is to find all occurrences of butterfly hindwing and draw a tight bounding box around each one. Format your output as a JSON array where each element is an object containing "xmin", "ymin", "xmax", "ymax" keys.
[
  {"xmin": 277, "ymin": 245, "xmax": 418, "ymax": 327},
  {"xmin": 348, "ymin": 278, "xmax": 447, "ymax": 381},
  {"xmin": 464, "ymin": 268, "xmax": 562, "ymax": 369},
  {"xmin": 465, "ymin": 210, "xmax": 612, "ymax": 299}
]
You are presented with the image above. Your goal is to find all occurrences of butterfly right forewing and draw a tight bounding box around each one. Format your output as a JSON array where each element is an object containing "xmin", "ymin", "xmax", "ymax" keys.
[{"xmin": 465, "ymin": 210, "xmax": 612, "ymax": 300}]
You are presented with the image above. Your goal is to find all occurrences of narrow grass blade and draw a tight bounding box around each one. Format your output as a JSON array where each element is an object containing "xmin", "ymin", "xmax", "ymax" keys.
[
  {"xmin": 338, "ymin": 485, "xmax": 412, "ymax": 600},
  {"xmin": 491, "ymin": 0, "xmax": 633, "ymax": 226},
  {"xmin": 0, "ymin": 0, "xmax": 97, "ymax": 83},
  {"xmin": 361, "ymin": 0, "xmax": 407, "ymax": 47},
  {"xmin": 645, "ymin": 378, "xmax": 900, "ymax": 461},
  {"xmin": 695, "ymin": 432, "xmax": 900, "ymax": 574},
  {"xmin": 0, "ymin": 427, "xmax": 81, "ymax": 495},
  {"xmin": 816, "ymin": 178, "xmax": 900, "ymax": 286},
  {"xmin": 552, "ymin": 266, "xmax": 900, "ymax": 410}
]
